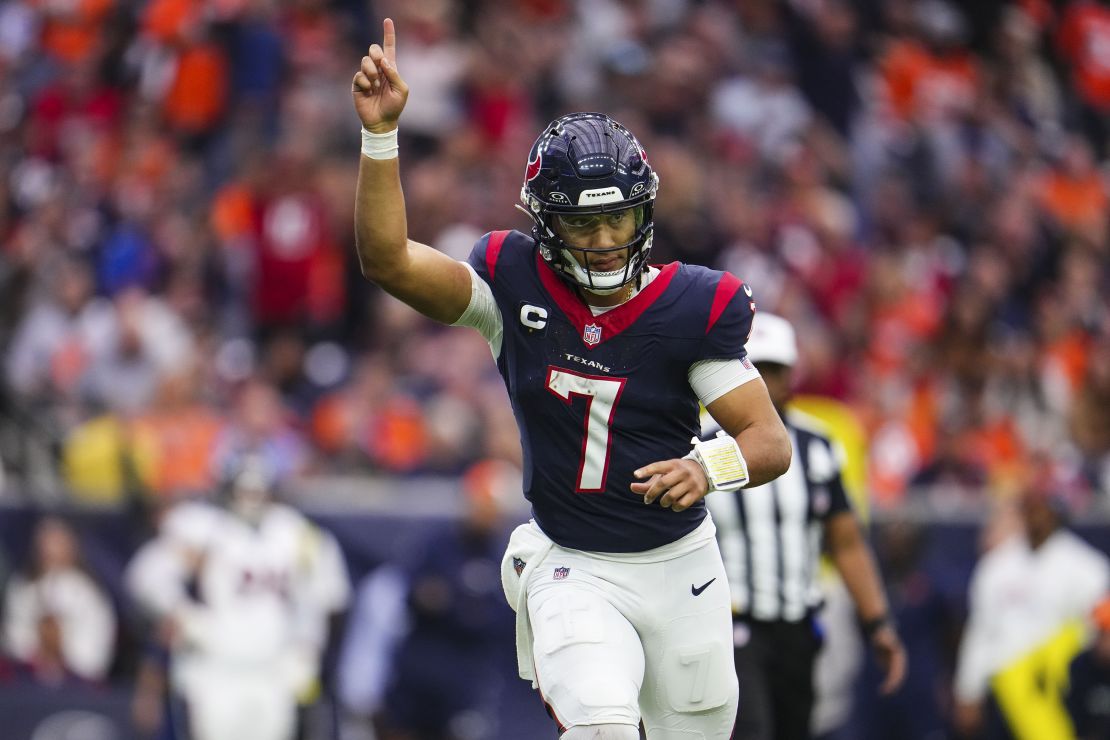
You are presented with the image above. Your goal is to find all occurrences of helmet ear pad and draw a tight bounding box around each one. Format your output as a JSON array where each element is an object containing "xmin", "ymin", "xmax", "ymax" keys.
[{"xmin": 519, "ymin": 113, "xmax": 659, "ymax": 293}]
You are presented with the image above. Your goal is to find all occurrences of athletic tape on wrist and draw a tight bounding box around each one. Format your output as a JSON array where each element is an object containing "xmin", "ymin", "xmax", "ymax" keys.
[
  {"xmin": 361, "ymin": 127, "xmax": 399, "ymax": 160},
  {"xmin": 687, "ymin": 431, "xmax": 750, "ymax": 492}
]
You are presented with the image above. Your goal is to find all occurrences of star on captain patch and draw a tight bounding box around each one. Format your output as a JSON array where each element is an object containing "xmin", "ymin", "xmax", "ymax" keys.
[{"xmin": 583, "ymin": 323, "xmax": 602, "ymax": 346}]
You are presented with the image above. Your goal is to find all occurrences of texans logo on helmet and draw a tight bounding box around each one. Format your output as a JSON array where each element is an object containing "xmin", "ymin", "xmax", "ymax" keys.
[{"xmin": 526, "ymin": 152, "xmax": 542, "ymax": 181}]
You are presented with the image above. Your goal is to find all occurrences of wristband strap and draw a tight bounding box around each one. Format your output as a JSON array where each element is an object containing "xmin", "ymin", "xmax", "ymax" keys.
[
  {"xmin": 361, "ymin": 127, "xmax": 399, "ymax": 160},
  {"xmin": 861, "ymin": 613, "xmax": 892, "ymax": 638},
  {"xmin": 687, "ymin": 431, "xmax": 749, "ymax": 492}
]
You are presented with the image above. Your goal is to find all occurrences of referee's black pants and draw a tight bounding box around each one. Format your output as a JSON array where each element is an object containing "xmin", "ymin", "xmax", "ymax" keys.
[{"xmin": 732, "ymin": 616, "xmax": 824, "ymax": 740}]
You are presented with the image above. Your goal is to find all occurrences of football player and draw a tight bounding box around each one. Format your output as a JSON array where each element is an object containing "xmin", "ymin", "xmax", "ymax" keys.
[
  {"xmin": 351, "ymin": 19, "xmax": 791, "ymax": 740},
  {"xmin": 126, "ymin": 457, "xmax": 349, "ymax": 740}
]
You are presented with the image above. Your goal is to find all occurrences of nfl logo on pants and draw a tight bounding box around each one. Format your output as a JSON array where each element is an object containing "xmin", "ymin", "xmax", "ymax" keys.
[{"xmin": 553, "ymin": 566, "xmax": 571, "ymax": 580}]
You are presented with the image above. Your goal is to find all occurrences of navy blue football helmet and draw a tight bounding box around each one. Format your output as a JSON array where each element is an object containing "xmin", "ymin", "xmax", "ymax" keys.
[{"xmin": 518, "ymin": 113, "xmax": 660, "ymax": 294}]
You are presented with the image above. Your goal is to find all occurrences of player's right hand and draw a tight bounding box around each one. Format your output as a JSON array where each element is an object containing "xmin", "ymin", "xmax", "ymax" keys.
[{"xmin": 352, "ymin": 18, "xmax": 408, "ymax": 133}]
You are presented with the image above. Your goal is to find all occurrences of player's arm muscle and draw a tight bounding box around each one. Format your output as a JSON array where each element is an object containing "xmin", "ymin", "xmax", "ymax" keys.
[
  {"xmin": 704, "ymin": 377, "xmax": 791, "ymax": 487},
  {"xmin": 354, "ymin": 156, "xmax": 472, "ymax": 324}
]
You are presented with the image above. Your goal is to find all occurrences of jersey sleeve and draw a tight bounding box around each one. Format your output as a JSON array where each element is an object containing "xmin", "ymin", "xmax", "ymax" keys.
[
  {"xmin": 455, "ymin": 232, "xmax": 507, "ymax": 357},
  {"xmin": 465, "ymin": 230, "xmax": 508, "ymax": 289},
  {"xmin": 700, "ymin": 272, "xmax": 757, "ymax": 362}
]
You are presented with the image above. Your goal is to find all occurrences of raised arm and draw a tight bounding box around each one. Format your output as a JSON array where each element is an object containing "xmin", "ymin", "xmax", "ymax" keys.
[{"xmin": 352, "ymin": 18, "xmax": 472, "ymax": 324}]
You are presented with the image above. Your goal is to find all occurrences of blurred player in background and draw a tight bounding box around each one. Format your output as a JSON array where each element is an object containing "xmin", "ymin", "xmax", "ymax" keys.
[
  {"xmin": 351, "ymin": 18, "xmax": 791, "ymax": 740},
  {"xmin": 954, "ymin": 473, "xmax": 1109, "ymax": 739},
  {"xmin": 126, "ymin": 454, "xmax": 349, "ymax": 740},
  {"xmin": 704, "ymin": 313, "xmax": 905, "ymax": 740}
]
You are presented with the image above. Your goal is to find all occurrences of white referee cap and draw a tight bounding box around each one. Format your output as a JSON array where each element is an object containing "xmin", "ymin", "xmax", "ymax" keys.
[{"xmin": 745, "ymin": 312, "xmax": 798, "ymax": 367}]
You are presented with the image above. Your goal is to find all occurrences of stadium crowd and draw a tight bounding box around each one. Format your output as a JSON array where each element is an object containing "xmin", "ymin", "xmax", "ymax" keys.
[
  {"xmin": 2, "ymin": 0, "xmax": 1110, "ymax": 737},
  {"xmin": 0, "ymin": 0, "xmax": 1108, "ymax": 507}
]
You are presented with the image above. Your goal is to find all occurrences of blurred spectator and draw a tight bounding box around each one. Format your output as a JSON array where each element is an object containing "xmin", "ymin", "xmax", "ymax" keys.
[
  {"xmin": 128, "ymin": 365, "xmax": 224, "ymax": 500},
  {"xmin": 33, "ymin": 0, "xmax": 114, "ymax": 66},
  {"xmin": 1066, "ymin": 595, "xmax": 1110, "ymax": 740},
  {"xmin": 2, "ymin": 516, "xmax": 117, "ymax": 684},
  {"xmin": 1035, "ymin": 135, "xmax": 1108, "ymax": 235},
  {"xmin": 782, "ymin": 0, "xmax": 862, "ymax": 138},
  {"xmin": 82, "ymin": 287, "xmax": 194, "ymax": 415},
  {"xmin": 369, "ymin": 459, "xmax": 519, "ymax": 740},
  {"xmin": 1070, "ymin": 334, "xmax": 1110, "ymax": 496},
  {"xmin": 954, "ymin": 471, "xmax": 1110, "ymax": 739},
  {"xmin": 5, "ymin": 256, "xmax": 110, "ymax": 412},
  {"xmin": 140, "ymin": 0, "xmax": 229, "ymax": 140},
  {"xmin": 1056, "ymin": 0, "xmax": 1110, "ymax": 157},
  {"xmin": 60, "ymin": 412, "xmax": 140, "ymax": 504},
  {"xmin": 879, "ymin": 1, "xmax": 979, "ymax": 125},
  {"xmin": 211, "ymin": 376, "xmax": 309, "ymax": 482},
  {"xmin": 711, "ymin": 40, "xmax": 812, "ymax": 163}
]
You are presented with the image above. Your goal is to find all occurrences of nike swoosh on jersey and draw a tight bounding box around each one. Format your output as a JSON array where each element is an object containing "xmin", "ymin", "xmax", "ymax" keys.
[{"xmin": 691, "ymin": 578, "xmax": 716, "ymax": 596}]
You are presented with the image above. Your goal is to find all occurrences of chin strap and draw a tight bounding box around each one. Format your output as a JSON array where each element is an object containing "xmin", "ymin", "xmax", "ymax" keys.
[{"xmin": 685, "ymin": 431, "xmax": 750, "ymax": 492}]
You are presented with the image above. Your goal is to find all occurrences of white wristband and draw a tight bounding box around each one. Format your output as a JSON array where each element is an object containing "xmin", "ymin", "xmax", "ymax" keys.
[
  {"xmin": 687, "ymin": 431, "xmax": 750, "ymax": 492},
  {"xmin": 361, "ymin": 127, "xmax": 399, "ymax": 160}
]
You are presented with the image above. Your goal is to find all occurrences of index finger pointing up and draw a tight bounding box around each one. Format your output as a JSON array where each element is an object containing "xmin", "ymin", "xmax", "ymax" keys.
[{"xmin": 383, "ymin": 17, "xmax": 397, "ymax": 64}]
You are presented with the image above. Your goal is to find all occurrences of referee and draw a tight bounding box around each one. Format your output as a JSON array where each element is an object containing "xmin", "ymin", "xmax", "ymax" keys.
[{"xmin": 705, "ymin": 313, "xmax": 906, "ymax": 740}]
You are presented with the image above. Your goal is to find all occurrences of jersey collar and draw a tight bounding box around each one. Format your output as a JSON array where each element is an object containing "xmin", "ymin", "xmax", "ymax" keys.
[{"xmin": 536, "ymin": 252, "xmax": 678, "ymax": 349}]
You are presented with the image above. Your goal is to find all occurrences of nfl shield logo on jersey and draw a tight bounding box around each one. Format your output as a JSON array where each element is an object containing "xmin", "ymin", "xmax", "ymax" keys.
[
  {"xmin": 582, "ymin": 324, "xmax": 602, "ymax": 346},
  {"xmin": 553, "ymin": 566, "xmax": 571, "ymax": 580}
]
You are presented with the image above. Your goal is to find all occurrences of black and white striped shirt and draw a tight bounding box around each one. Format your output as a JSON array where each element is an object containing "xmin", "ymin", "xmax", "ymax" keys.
[{"xmin": 705, "ymin": 411, "xmax": 852, "ymax": 623}]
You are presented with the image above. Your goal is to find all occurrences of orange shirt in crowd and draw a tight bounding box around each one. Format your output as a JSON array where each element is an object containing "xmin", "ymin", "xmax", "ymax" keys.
[
  {"xmin": 1057, "ymin": 1, "xmax": 1110, "ymax": 109},
  {"xmin": 866, "ymin": 291, "xmax": 942, "ymax": 379},
  {"xmin": 880, "ymin": 39, "xmax": 979, "ymax": 122},
  {"xmin": 211, "ymin": 182, "xmax": 257, "ymax": 242},
  {"xmin": 367, "ymin": 398, "xmax": 428, "ymax": 473},
  {"xmin": 163, "ymin": 44, "xmax": 229, "ymax": 134},
  {"xmin": 34, "ymin": 0, "xmax": 115, "ymax": 64},
  {"xmin": 130, "ymin": 409, "xmax": 223, "ymax": 497},
  {"xmin": 143, "ymin": 0, "xmax": 229, "ymax": 134},
  {"xmin": 1045, "ymin": 329, "xmax": 1092, "ymax": 397},
  {"xmin": 1036, "ymin": 169, "xmax": 1108, "ymax": 231}
]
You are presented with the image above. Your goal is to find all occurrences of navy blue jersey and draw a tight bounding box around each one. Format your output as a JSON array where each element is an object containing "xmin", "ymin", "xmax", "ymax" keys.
[{"xmin": 469, "ymin": 230, "xmax": 756, "ymax": 552}]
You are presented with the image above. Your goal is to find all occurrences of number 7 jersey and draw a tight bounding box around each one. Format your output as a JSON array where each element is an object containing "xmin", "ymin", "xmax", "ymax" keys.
[{"xmin": 467, "ymin": 230, "xmax": 756, "ymax": 553}]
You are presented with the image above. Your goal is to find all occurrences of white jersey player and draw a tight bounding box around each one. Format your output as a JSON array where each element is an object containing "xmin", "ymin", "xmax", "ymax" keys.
[{"xmin": 126, "ymin": 458, "xmax": 350, "ymax": 740}]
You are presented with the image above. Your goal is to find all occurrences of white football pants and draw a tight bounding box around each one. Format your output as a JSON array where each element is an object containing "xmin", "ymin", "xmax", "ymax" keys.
[{"xmin": 507, "ymin": 516, "xmax": 738, "ymax": 739}]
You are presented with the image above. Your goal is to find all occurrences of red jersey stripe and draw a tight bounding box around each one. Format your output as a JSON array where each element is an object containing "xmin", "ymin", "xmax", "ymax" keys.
[
  {"xmin": 486, "ymin": 230, "xmax": 510, "ymax": 281},
  {"xmin": 707, "ymin": 273, "xmax": 743, "ymax": 334}
]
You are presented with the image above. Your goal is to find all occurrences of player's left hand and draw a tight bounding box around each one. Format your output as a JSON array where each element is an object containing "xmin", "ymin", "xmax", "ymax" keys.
[
  {"xmin": 632, "ymin": 458, "xmax": 708, "ymax": 512},
  {"xmin": 871, "ymin": 624, "xmax": 907, "ymax": 694}
]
